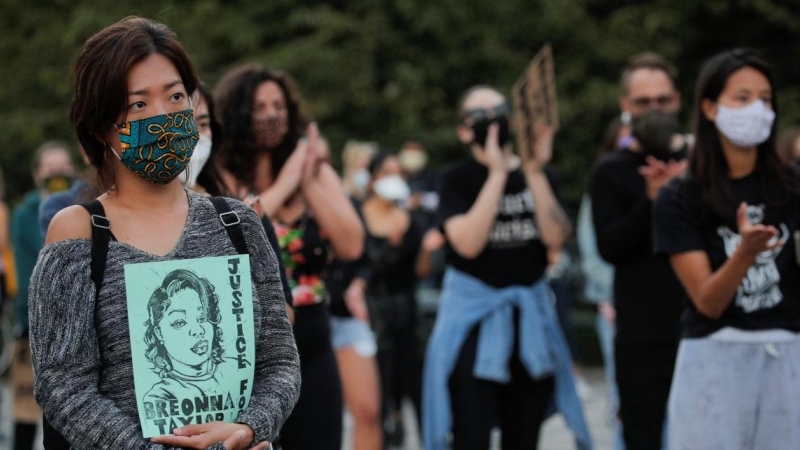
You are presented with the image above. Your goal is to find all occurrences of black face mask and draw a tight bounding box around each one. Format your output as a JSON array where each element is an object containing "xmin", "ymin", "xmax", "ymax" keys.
[
  {"xmin": 631, "ymin": 109, "xmax": 681, "ymax": 160},
  {"xmin": 471, "ymin": 114, "xmax": 511, "ymax": 149}
]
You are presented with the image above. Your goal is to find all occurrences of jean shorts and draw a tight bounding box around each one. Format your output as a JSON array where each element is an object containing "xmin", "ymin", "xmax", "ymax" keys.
[{"xmin": 329, "ymin": 315, "xmax": 378, "ymax": 358}]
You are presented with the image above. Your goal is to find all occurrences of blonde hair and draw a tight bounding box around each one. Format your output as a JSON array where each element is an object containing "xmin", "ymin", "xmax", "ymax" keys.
[{"xmin": 341, "ymin": 140, "xmax": 378, "ymax": 198}]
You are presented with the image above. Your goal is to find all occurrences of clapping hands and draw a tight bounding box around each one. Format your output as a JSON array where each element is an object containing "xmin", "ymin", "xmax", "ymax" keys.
[
  {"xmin": 735, "ymin": 202, "xmax": 782, "ymax": 258},
  {"xmin": 638, "ymin": 156, "xmax": 688, "ymax": 200}
]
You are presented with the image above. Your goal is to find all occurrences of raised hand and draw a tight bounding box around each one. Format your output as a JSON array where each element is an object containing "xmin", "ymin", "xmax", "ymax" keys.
[
  {"xmin": 638, "ymin": 156, "xmax": 687, "ymax": 200},
  {"xmin": 301, "ymin": 122, "xmax": 324, "ymax": 185},
  {"xmin": 524, "ymin": 124, "xmax": 554, "ymax": 174},
  {"xmin": 735, "ymin": 202, "xmax": 782, "ymax": 258},
  {"xmin": 474, "ymin": 123, "xmax": 507, "ymax": 175},
  {"xmin": 269, "ymin": 137, "xmax": 309, "ymax": 198}
]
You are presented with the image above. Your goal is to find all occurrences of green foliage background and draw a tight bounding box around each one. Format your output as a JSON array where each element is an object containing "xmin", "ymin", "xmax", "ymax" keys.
[{"xmin": 2, "ymin": 0, "xmax": 800, "ymax": 216}]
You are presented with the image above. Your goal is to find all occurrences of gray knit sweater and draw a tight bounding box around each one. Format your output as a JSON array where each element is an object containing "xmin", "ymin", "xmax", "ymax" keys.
[{"xmin": 28, "ymin": 191, "xmax": 301, "ymax": 449}]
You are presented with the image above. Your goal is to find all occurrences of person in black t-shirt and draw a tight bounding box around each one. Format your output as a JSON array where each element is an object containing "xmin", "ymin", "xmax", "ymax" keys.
[
  {"xmin": 424, "ymin": 85, "xmax": 588, "ymax": 450},
  {"xmin": 589, "ymin": 52, "xmax": 687, "ymax": 450},
  {"xmin": 654, "ymin": 49, "xmax": 800, "ymax": 449}
]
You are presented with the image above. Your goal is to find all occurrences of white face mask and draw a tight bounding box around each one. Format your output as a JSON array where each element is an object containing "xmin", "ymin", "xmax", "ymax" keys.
[
  {"xmin": 373, "ymin": 174, "xmax": 410, "ymax": 202},
  {"xmin": 398, "ymin": 149, "xmax": 427, "ymax": 174},
  {"xmin": 714, "ymin": 99, "xmax": 775, "ymax": 148},
  {"xmin": 352, "ymin": 168, "xmax": 370, "ymax": 193},
  {"xmin": 180, "ymin": 135, "xmax": 212, "ymax": 188}
]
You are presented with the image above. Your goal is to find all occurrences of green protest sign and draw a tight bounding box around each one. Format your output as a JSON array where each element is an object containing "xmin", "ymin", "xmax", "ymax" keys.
[{"xmin": 124, "ymin": 255, "xmax": 256, "ymax": 438}]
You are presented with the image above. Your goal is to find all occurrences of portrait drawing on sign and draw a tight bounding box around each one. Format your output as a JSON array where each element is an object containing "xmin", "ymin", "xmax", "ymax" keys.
[{"xmin": 142, "ymin": 269, "xmax": 243, "ymax": 404}]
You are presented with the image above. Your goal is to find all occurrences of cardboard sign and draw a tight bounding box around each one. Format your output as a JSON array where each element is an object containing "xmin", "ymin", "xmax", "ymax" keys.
[
  {"xmin": 124, "ymin": 255, "xmax": 256, "ymax": 437},
  {"xmin": 512, "ymin": 44, "xmax": 559, "ymax": 163}
]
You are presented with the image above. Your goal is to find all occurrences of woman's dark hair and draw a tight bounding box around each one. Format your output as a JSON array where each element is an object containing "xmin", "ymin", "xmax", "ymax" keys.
[
  {"xmin": 367, "ymin": 151, "xmax": 395, "ymax": 178},
  {"xmin": 194, "ymin": 83, "xmax": 228, "ymax": 197},
  {"xmin": 144, "ymin": 269, "xmax": 224, "ymax": 377},
  {"xmin": 690, "ymin": 48, "xmax": 797, "ymax": 222},
  {"xmin": 70, "ymin": 17, "xmax": 199, "ymax": 192},
  {"xmin": 214, "ymin": 63, "xmax": 309, "ymax": 190}
]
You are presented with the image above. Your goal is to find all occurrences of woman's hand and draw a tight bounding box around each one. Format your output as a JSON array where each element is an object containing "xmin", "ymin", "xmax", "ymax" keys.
[
  {"xmin": 638, "ymin": 156, "xmax": 687, "ymax": 200},
  {"xmin": 345, "ymin": 278, "xmax": 369, "ymax": 322},
  {"xmin": 524, "ymin": 124, "xmax": 554, "ymax": 174},
  {"xmin": 422, "ymin": 228, "xmax": 445, "ymax": 253},
  {"xmin": 243, "ymin": 193, "xmax": 264, "ymax": 218},
  {"xmin": 735, "ymin": 202, "xmax": 782, "ymax": 259},
  {"xmin": 269, "ymin": 140, "xmax": 309, "ymax": 199},
  {"xmin": 150, "ymin": 422, "xmax": 268, "ymax": 450},
  {"xmin": 261, "ymin": 122, "xmax": 324, "ymax": 214},
  {"xmin": 474, "ymin": 123, "xmax": 507, "ymax": 175},
  {"xmin": 300, "ymin": 123, "xmax": 324, "ymax": 185}
]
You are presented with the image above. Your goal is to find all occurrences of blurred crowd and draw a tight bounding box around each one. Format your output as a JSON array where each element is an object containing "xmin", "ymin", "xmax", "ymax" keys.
[{"xmin": 2, "ymin": 16, "xmax": 800, "ymax": 450}]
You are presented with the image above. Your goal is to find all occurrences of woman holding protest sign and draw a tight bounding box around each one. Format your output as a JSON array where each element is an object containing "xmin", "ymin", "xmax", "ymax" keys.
[
  {"xmin": 422, "ymin": 85, "xmax": 591, "ymax": 450},
  {"xmin": 28, "ymin": 17, "xmax": 300, "ymax": 450}
]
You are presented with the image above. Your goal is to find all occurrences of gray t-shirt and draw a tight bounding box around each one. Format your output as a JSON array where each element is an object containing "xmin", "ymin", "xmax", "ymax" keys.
[{"xmin": 28, "ymin": 190, "xmax": 300, "ymax": 449}]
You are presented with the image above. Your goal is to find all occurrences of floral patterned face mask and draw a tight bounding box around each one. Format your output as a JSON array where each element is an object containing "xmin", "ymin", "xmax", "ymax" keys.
[{"xmin": 111, "ymin": 109, "xmax": 199, "ymax": 184}]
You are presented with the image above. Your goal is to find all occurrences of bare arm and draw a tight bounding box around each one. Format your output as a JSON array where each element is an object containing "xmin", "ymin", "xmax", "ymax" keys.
[
  {"xmin": 444, "ymin": 124, "xmax": 508, "ymax": 260},
  {"xmin": 415, "ymin": 229, "xmax": 444, "ymax": 278},
  {"xmin": 256, "ymin": 142, "xmax": 308, "ymax": 218},
  {"xmin": 302, "ymin": 164, "xmax": 364, "ymax": 261},
  {"xmin": 525, "ymin": 170, "xmax": 571, "ymax": 249},
  {"xmin": 444, "ymin": 171, "xmax": 507, "ymax": 259},
  {"xmin": 523, "ymin": 126, "xmax": 571, "ymax": 249},
  {"xmin": 669, "ymin": 203, "xmax": 780, "ymax": 319}
]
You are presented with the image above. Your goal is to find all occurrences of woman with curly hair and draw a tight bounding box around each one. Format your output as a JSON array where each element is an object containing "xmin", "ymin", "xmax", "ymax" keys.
[{"xmin": 215, "ymin": 64, "xmax": 363, "ymax": 450}]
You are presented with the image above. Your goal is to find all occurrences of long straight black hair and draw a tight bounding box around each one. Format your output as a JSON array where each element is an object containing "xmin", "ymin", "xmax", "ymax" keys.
[{"xmin": 690, "ymin": 49, "xmax": 797, "ymax": 223}]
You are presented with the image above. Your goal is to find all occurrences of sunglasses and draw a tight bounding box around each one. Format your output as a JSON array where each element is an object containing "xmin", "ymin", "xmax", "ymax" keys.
[
  {"xmin": 630, "ymin": 94, "xmax": 675, "ymax": 109},
  {"xmin": 461, "ymin": 103, "xmax": 511, "ymax": 123}
]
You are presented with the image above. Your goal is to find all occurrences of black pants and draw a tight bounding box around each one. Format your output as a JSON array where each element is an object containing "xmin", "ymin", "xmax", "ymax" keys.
[
  {"xmin": 615, "ymin": 340, "xmax": 678, "ymax": 450},
  {"xmin": 448, "ymin": 322, "xmax": 555, "ymax": 450},
  {"xmin": 15, "ymin": 423, "xmax": 37, "ymax": 450},
  {"xmin": 278, "ymin": 304, "xmax": 343, "ymax": 450},
  {"xmin": 372, "ymin": 291, "xmax": 424, "ymax": 442}
]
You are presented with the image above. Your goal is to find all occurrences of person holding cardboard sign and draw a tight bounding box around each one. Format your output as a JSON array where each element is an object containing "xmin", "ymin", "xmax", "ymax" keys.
[
  {"xmin": 422, "ymin": 86, "xmax": 591, "ymax": 450},
  {"xmin": 27, "ymin": 17, "xmax": 300, "ymax": 450}
]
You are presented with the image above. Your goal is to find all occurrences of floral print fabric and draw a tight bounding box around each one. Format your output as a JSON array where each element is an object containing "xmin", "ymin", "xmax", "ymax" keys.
[{"xmin": 274, "ymin": 216, "xmax": 330, "ymax": 307}]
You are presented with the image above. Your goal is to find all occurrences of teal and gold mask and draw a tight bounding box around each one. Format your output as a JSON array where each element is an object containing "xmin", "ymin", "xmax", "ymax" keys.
[{"xmin": 113, "ymin": 109, "xmax": 199, "ymax": 184}]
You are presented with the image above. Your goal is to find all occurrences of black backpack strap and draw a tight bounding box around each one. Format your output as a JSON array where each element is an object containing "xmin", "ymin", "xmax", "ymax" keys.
[
  {"xmin": 79, "ymin": 200, "xmax": 111, "ymax": 300},
  {"xmin": 42, "ymin": 200, "xmax": 110, "ymax": 449},
  {"xmin": 209, "ymin": 197, "xmax": 249, "ymax": 255}
]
